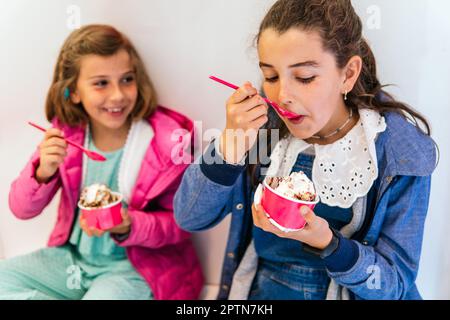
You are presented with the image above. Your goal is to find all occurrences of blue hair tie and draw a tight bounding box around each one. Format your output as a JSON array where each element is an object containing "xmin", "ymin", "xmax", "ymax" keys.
[{"xmin": 64, "ymin": 88, "xmax": 70, "ymax": 100}]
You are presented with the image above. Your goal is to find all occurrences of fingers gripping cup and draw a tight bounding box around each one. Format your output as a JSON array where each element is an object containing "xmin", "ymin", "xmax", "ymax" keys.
[
  {"xmin": 78, "ymin": 184, "xmax": 123, "ymax": 230},
  {"xmin": 255, "ymin": 172, "xmax": 319, "ymax": 232}
]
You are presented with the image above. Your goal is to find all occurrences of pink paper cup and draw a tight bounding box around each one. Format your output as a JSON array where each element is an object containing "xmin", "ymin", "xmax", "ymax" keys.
[
  {"xmin": 260, "ymin": 178, "xmax": 319, "ymax": 231},
  {"xmin": 78, "ymin": 192, "xmax": 123, "ymax": 230}
]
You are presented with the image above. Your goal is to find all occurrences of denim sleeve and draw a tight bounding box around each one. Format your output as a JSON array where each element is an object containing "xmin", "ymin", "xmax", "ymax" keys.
[
  {"xmin": 174, "ymin": 142, "xmax": 247, "ymax": 232},
  {"xmin": 327, "ymin": 175, "xmax": 432, "ymax": 300}
]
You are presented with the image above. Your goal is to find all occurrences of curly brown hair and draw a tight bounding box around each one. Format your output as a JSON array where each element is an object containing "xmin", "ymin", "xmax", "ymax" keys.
[{"xmin": 45, "ymin": 24, "xmax": 158, "ymax": 127}]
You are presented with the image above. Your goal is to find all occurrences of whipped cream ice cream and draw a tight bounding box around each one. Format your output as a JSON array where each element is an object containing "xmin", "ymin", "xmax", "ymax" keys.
[
  {"xmin": 79, "ymin": 184, "xmax": 119, "ymax": 208},
  {"xmin": 267, "ymin": 172, "xmax": 316, "ymax": 202}
]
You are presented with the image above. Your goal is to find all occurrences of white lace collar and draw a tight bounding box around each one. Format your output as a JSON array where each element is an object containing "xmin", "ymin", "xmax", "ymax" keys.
[{"xmin": 265, "ymin": 108, "xmax": 387, "ymax": 209}]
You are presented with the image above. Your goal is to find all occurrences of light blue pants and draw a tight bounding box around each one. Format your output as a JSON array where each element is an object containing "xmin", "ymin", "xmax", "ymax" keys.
[{"xmin": 0, "ymin": 245, "xmax": 152, "ymax": 300}]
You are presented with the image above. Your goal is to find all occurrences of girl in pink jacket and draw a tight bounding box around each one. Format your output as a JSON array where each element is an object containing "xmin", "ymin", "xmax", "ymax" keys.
[{"xmin": 2, "ymin": 24, "xmax": 203, "ymax": 300}]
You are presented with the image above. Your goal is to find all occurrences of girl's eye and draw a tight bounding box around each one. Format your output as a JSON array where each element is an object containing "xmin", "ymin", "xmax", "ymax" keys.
[
  {"xmin": 122, "ymin": 76, "xmax": 135, "ymax": 84},
  {"xmin": 297, "ymin": 76, "xmax": 316, "ymax": 84},
  {"xmin": 95, "ymin": 80, "xmax": 108, "ymax": 88},
  {"xmin": 264, "ymin": 76, "xmax": 279, "ymax": 83}
]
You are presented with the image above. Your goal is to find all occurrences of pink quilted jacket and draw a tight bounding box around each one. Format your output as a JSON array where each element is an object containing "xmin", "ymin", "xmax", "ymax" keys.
[{"xmin": 8, "ymin": 106, "xmax": 204, "ymax": 300}]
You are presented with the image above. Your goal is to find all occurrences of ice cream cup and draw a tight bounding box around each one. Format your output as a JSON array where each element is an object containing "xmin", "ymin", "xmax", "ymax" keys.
[
  {"xmin": 258, "ymin": 177, "xmax": 320, "ymax": 232},
  {"xmin": 78, "ymin": 192, "xmax": 123, "ymax": 230}
]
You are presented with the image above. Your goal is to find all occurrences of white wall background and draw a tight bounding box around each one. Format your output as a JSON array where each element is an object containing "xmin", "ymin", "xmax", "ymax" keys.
[{"xmin": 0, "ymin": 0, "xmax": 448, "ymax": 299}]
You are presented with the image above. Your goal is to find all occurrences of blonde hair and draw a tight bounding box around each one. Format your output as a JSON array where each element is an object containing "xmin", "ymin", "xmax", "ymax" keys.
[{"xmin": 45, "ymin": 24, "xmax": 158, "ymax": 126}]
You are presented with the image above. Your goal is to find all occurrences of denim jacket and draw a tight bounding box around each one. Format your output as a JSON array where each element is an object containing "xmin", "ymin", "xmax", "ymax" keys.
[{"xmin": 174, "ymin": 111, "xmax": 437, "ymax": 300}]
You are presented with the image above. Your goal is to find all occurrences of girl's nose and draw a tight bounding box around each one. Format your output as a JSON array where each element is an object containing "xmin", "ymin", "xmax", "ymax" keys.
[
  {"xmin": 278, "ymin": 81, "xmax": 294, "ymax": 105},
  {"xmin": 110, "ymin": 84, "xmax": 125, "ymax": 102}
]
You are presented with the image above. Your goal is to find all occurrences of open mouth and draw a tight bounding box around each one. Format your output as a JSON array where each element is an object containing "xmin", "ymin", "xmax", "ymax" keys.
[{"xmin": 101, "ymin": 107, "xmax": 126, "ymax": 115}]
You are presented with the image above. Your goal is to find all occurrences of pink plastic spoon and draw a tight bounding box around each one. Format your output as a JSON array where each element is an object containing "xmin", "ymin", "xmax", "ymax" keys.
[
  {"xmin": 28, "ymin": 121, "xmax": 107, "ymax": 162},
  {"xmin": 209, "ymin": 76, "xmax": 301, "ymax": 119}
]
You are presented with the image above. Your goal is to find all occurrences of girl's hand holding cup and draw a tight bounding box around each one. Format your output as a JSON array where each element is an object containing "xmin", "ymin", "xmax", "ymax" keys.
[
  {"xmin": 79, "ymin": 208, "xmax": 132, "ymax": 237},
  {"xmin": 219, "ymin": 82, "xmax": 269, "ymax": 164},
  {"xmin": 35, "ymin": 128, "xmax": 68, "ymax": 183},
  {"xmin": 252, "ymin": 204, "xmax": 333, "ymax": 250}
]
